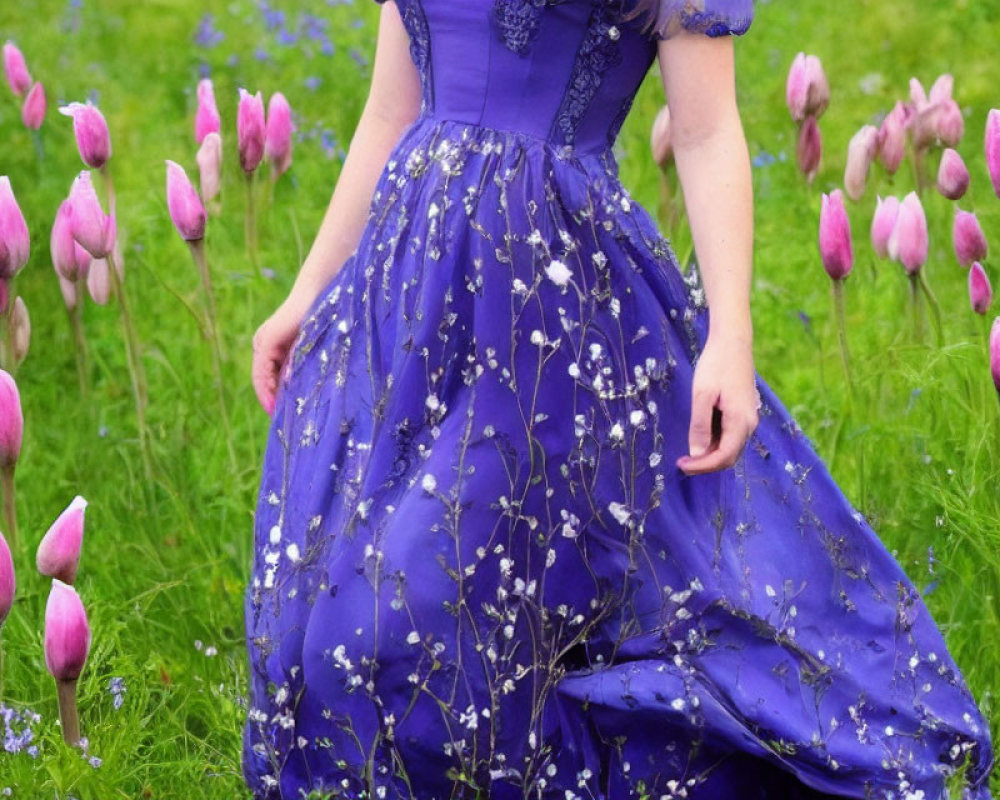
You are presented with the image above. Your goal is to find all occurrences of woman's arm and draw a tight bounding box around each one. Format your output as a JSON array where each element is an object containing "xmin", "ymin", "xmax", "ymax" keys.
[
  {"xmin": 657, "ymin": 32, "xmax": 760, "ymax": 474},
  {"xmin": 252, "ymin": 1, "xmax": 421, "ymax": 415}
]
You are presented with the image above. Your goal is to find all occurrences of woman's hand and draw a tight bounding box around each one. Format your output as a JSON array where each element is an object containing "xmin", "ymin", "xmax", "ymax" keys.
[
  {"xmin": 251, "ymin": 296, "xmax": 311, "ymax": 416},
  {"xmin": 676, "ymin": 331, "xmax": 761, "ymax": 475}
]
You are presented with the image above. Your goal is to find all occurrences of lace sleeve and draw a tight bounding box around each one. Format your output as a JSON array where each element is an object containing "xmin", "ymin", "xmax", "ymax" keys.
[{"xmin": 639, "ymin": 0, "xmax": 754, "ymax": 40}]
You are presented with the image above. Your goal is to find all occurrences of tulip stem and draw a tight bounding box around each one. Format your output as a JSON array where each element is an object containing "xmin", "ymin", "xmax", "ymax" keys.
[
  {"xmin": 916, "ymin": 268, "xmax": 944, "ymax": 347},
  {"xmin": 188, "ymin": 240, "xmax": 236, "ymax": 472},
  {"xmin": 106, "ymin": 250, "xmax": 153, "ymax": 481},
  {"xmin": 0, "ymin": 466, "xmax": 16, "ymax": 551},
  {"xmin": 30, "ymin": 129, "xmax": 44, "ymax": 161},
  {"xmin": 99, "ymin": 165, "xmax": 117, "ymax": 217},
  {"xmin": 909, "ymin": 274, "xmax": 925, "ymax": 344},
  {"xmin": 831, "ymin": 278, "xmax": 855, "ymax": 403},
  {"xmin": 68, "ymin": 301, "xmax": 90, "ymax": 400},
  {"xmin": 245, "ymin": 172, "xmax": 259, "ymax": 275},
  {"xmin": 56, "ymin": 678, "xmax": 81, "ymax": 746}
]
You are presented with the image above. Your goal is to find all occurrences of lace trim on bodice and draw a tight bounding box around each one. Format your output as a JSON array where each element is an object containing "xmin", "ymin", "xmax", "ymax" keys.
[
  {"xmin": 550, "ymin": 4, "xmax": 623, "ymax": 146},
  {"xmin": 401, "ymin": 0, "xmax": 434, "ymax": 113},
  {"xmin": 493, "ymin": 0, "xmax": 548, "ymax": 55}
]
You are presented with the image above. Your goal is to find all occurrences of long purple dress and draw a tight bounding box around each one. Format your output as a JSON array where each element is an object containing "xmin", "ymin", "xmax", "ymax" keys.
[{"xmin": 242, "ymin": 1, "xmax": 995, "ymax": 798}]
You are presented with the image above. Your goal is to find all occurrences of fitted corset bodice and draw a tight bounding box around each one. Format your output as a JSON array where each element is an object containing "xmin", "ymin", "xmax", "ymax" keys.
[{"xmin": 392, "ymin": 0, "xmax": 660, "ymax": 156}]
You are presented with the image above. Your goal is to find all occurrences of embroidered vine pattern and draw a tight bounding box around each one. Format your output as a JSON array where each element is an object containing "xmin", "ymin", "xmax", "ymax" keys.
[
  {"xmin": 401, "ymin": 0, "xmax": 434, "ymax": 112},
  {"xmin": 493, "ymin": 0, "xmax": 548, "ymax": 55}
]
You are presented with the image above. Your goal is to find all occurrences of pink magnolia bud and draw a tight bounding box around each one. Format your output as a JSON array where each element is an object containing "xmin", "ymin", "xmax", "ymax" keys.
[
  {"xmin": 969, "ymin": 263, "xmax": 992, "ymax": 315},
  {"xmin": 991, "ymin": 317, "xmax": 1000, "ymax": 393},
  {"xmin": 196, "ymin": 132, "xmax": 222, "ymax": 205},
  {"xmin": 195, "ymin": 78, "xmax": 221, "ymax": 145},
  {"xmin": 10, "ymin": 296, "xmax": 29, "ymax": 367},
  {"xmin": 844, "ymin": 125, "xmax": 879, "ymax": 202},
  {"xmin": 58, "ymin": 101, "xmax": 112, "ymax": 170},
  {"xmin": 650, "ymin": 104, "xmax": 672, "ymax": 168},
  {"xmin": 796, "ymin": 115, "xmax": 821, "ymax": 183},
  {"xmin": 37, "ymin": 496, "xmax": 87, "ymax": 585},
  {"xmin": 86, "ymin": 258, "xmax": 110, "ymax": 305},
  {"xmin": 0, "ymin": 368, "xmax": 23, "ymax": 469},
  {"xmin": 2, "ymin": 42, "xmax": 31, "ymax": 97},
  {"xmin": 877, "ymin": 102, "xmax": 906, "ymax": 174},
  {"xmin": 67, "ymin": 171, "xmax": 114, "ymax": 259},
  {"xmin": 44, "ymin": 578, "xmax": 91, "ymax": 682},
  {"xmin": 21, "ymin": 81, "xmax": 46, "ymax": 130},
  {"xmin": 986, "ymin": 109, "xmax": 1000, "ymax": 199},
  {"xmin": 888, "ymin": 192, "xmax": 928, "ymax": 275},
  {"xmin": 871, "ymin": 195, "xmax": 900, "ymax": 259},
  {"xmin": 51, "ymin": 200, "xmax": 92, "ymax": 282},
  {"xmin": 265, "ymin": 92, "xmax": 294, "ymax": 176},
  {"xmin": 0, "ymin": 176, "xmax": 30, "ymax": 279},
  {"xmin": 953, "ymin": 209, "xmax": 988, "ymax": 268},
  {"xmin": 819, "ymin": 188, "xmax": 853, "ymax": 280},
  {"xmin": 936, "ymin": 148, "xmax": 970, "ymax": 200},
  {"xmin": 237, "ymin": 88, "xmax": 265, "ymax": 174},
  {"xmin": 165, "ymin": 160, "xmax": 206, "ymax": 242},
  {"xmin": 0, "ymin": 530, "xmax": 13, "ymax": 626}
]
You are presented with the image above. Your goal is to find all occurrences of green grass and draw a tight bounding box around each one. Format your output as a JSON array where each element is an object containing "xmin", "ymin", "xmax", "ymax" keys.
[{"xmin": 0, "ymin": 0, "xmax": 998, "ymax": 797}]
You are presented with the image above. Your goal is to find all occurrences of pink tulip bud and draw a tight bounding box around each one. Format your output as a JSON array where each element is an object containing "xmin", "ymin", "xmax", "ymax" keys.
[
  {"xmin": 888, "ymin": 192, "xmax": 928, "ymax": 275},
  {"xmin": 237, "ymin": 88, "xmax": 265, "ymax": 174},
  {"xmin": 265, "ymin": 92, "xmax": 294, "ymax": 176},
  {"xmin": 991, "ymin": 317, "xmax": 1000, "ymax": 393},
  {"xmin": 51, "ymin": 200, "xmax": 91, "ymax": 282},
  {"xmin": 953, "ymin": 209, "xmax": 988, "ymax": 268},
  {"xmin": 37, "ymin": 496, "xmax": 87, "ymax": 585},
  {"xmin": 165, "ymin": 160, "xmax": 206, "ymax": 242},
  {"xmin": 196, "ymin": 132, "xmax": 222, "ymax": 205},
  {"xmin": 844, "ymin": 125, "xmax": 879, "ymax": 202},
  {"xmin": 877, "ymin": 102, "xmax": 906, "ymax": 174},
  {"xmin": 10, "ymin": 296, "xmax": 29, "ymax": 367},
  {"xmin": 195, "ymin": 78, "xmax": 221, "ymax": 145},
  {"xmin": 986, "ymin": 109, "xmax": 1000, "ymax": 199},
  {"xmin": 21, "ymin": 81, "xmax": 46, "ymax": 130},
  {"xmin": 786, "ymin": 53, "xmax": 828, "ymax": 122},
  {"xmin": 910, "ymin": 77, "xmax": 929, "ymax": 110},
  {"xmin": 871, "ymin": 195, "xmax": 900, "ymax": 259},
  {"xmin": 86, "ymin": 258, "xmax": 110, "ymax": 305},
  {"xmin": 936, "ymin": 148, "xmax": 970, "ymax": 200},
  {"xmin": 67, "ymin": 171, "xmax": 114, "ymax": 259},
  {"xmin": 819, "ymin": 188, "xmax": 853, "ymax": 280},
  {"xmin": 969, "ymin": 263, "xmax": 992, "ymax": 315},
  {"xmin": 0, "ymin": 176, "xmax": 30, "ymax": 279},
  {"xmin": 0, "ymin": 369, "xmax": 23, "ymax": 469},
  {"xmin": 786, "ymin": 52, "xmax": 809, "ymax": 122},
  {"xmin": 44, "ymin": 578, "xmax": 91, "ymax": 682},
  {"xmin": 2, "ymin": 42, "xmax": 31, "ymax": 97},
  {"xmin": 929, "ymin": 74, "xmax": 953, "ymax": 105},
  {"xmin": 56, "ymin": 264, "xmax": 79, "ymax": 311},
  {"xmin": 796, "ymin": 115, "xmax": 821, "ymax": 183},
  {"xmin": 0, "ymin": 530, "xmax": 13, "ymax": 626},
  {"xmin": 58, "ymin": 101, "xmax": 112, "ymax": 170},
  {"xmin": 936, "ymin": 100, "xmax": 964, "ymax": 148},
  {"xmin": 650, "ymin": 104, "xmax": 672, "ymax": 168}
]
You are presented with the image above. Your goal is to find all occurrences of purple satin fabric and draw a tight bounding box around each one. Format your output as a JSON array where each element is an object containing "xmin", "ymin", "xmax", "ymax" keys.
[{"xmin": 243, "ymin": 2, "xmax": 995, "ymax": 798}]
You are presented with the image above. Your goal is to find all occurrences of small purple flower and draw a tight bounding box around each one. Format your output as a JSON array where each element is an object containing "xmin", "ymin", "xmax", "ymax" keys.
[
  {"xmin": 194, "ymin": 13, "xmax": 225, "ymax": 48},
  {"xmin": 108, "ymin": 676, "xmax": 127, "ymax": 710},
  {"xmin": 304, "ymin": 76, "xmax": 321, "ymax": 91}
]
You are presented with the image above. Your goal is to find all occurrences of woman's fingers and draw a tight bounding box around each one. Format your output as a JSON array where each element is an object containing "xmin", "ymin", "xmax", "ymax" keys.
[
  {"xmin": 251, "ymin": 328, "xmax": 283, "ymax": 416},
  {"xmin": 677, "ymin": 412, "xmax": 749, "ymax": 475}
]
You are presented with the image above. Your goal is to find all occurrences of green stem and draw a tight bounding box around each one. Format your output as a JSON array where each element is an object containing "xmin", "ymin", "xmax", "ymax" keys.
[
  {"xmin": 916, "ymin": 267, "xmax": 944, "ymax": 347},
  {"xmin": 909, "ymin": 273, "xmax": 925, "ymax": 344},
  {"xmin": 656, "ymin": 168, "xmax": 673, "ymax": 240},
  {"xmin": 56, "ymin": 678, "xmax": 81, "ymax": 746},
  {"xmin": 107, "ymin": 250, "xmax": 153, "ymax": 481},
  {"xmin": 68, "ymin": 299, "xmax": 90, "ymax": 400},
  {"xmin": 832, "ymin": 278, "xmax": 855, "ymax": 404},
  {"xmin": 0, "ymin": 466, "xmax": 16, "ymax": 551},
  {"xmin": 245, "ymin": 172, "xmax": 259, "ymax": 274},
  {"xmin": 189, "ymin": 240, "xmax": 236, "ymax": 471},
  {"xmin": 99, "ymin": 165, "xmax": 116, "ymax": 217},
  {"xmin": 31, "ymin": 129, "xmax": 44, "ymax": 161}
]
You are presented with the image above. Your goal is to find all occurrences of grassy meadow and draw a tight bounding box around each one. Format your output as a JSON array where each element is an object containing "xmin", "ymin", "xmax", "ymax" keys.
[{"xmin": 0, "ymin": 0, "xmax": 998, "ymax": 797}]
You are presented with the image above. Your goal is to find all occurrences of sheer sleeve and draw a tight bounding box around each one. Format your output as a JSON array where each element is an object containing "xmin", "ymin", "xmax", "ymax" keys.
[{"xmin": 641, "ymin": 0, "xmax": 754, "ymax": 40}]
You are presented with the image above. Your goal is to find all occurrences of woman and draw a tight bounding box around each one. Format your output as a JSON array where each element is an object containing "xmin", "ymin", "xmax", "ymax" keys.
[{"xmin": 246, "ymin": 1, "xmax": 994, "ymax": 798}]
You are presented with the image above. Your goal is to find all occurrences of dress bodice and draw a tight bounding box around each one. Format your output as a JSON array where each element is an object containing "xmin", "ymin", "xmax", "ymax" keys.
[{"xmin": 377, "ymin": 0, "xmax": 753, "ymax": 157}]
